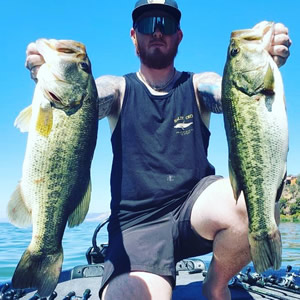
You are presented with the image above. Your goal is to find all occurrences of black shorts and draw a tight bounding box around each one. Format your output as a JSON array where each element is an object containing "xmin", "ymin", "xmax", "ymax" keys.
[{"xmin": 99, "ymin": 175, "xmax": 222, "ymax": 296}]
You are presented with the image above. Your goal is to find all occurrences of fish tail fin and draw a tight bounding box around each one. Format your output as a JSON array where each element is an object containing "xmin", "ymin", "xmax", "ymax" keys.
[
  {"xmin": 12, "ymin": 247, "xmax": 63, "ymax": 297},
  {"xmin": 248, "ymin": 227, "xmax": 282, "ymax": 273}
]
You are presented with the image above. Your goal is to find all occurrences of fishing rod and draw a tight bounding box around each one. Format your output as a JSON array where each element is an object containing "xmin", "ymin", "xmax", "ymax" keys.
[
  {"xmin": 241, "ymin": 265, "xmax": 300, "ymax": 293},
  {"xmin": 230, "ymin": 278, "xmax": 293, "ymax": 300},
  {"xmin": 229, "ymin": 265, "xmax": 300, "ymax": 299},
  {"xmin": 263, "ymin": 265, "xmax": 300, "ymax": 295},
  {"xmin": 0, "ymin": 288, "xmax": 91, "ymax": 300}
]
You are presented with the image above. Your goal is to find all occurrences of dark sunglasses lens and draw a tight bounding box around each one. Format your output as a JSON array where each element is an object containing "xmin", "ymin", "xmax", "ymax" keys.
[
  {"xmin": 136, "ymin": 17, "xmax": 155, "ymax": 34},
  {"xmin": 136, "ymin": 17, "xmax": 178, "ymax": 35},
  {"xmin": 160, "ymin": 17, "xmax": 178, "ymax": 34}
]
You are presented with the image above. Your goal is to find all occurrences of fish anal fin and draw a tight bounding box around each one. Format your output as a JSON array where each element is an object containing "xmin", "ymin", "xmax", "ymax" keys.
[
  {"xmin": 7, "ymin": 183, "xmax": 32, "ymax": 228},
  {"xmin": 36, "ymin": 104, "xmax": 53, "ymax": 137},
  {"xmin": 14, "ymin": 105, "xmax": 32, "ymax": 132},
  {"xmin": 229, "ymin": 160, "xmax": 241, "ymax": 202},
  {"xmin": 68, "ymin": 180, "xmax": 91, "ymax": 228},
  {"xmin": 12, "ymin": 247, "xmax": 63, "ymax": 297}
]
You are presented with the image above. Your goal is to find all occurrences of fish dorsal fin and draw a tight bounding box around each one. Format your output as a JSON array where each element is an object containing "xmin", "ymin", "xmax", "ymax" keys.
[
  {"xmin": 14, "ymin": 105, "xmax": 32, "ymax": 132},
  {"xmin": 36, "ymin": 103, "xmax": 53, "ymax": 137},
  {"xmin": 7, "ymin": 183, "xmax": 32, "ymax": 227},
  {"xmin": 68, "ymin": 180, "xmax": 92, "ymax": 227}
]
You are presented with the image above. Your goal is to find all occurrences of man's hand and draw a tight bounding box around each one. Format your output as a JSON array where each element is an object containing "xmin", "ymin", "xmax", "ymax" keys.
[
  {"xmin": 270, "ymin": 23, "xmax": 292, "ymax": 67},
  {"xmin": 25, "ymin": 42, "xmax": 45, "ymax": 82}
]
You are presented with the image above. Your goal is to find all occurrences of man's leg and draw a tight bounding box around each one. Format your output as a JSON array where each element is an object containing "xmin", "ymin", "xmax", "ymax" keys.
[
  {"xmin": 191, "ymin": 177, "xmax": 250, "ymax": 300},
  {"xmin": 102, "ymin": 271, "xmax": 173, "ymax": 300}
]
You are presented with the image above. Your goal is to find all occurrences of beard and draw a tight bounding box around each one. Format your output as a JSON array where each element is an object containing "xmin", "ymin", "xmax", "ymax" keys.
[{"xmin": 137, "ymin": 38, "xmax": 179, "ymax": 69}]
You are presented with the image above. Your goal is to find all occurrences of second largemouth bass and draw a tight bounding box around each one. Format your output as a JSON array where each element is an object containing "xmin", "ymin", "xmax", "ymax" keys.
[{"xmin": 221, "ymin": 22, "xmax": 288, "ymax": 273}]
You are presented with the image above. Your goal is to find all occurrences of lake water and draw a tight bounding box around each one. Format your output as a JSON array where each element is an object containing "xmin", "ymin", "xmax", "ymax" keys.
[{"xmin": 0, "ymin": 221, "xmax": 299, "ymax": 283}]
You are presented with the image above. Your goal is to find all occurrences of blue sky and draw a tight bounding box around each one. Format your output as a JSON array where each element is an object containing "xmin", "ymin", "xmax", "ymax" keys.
[{"xmin": 1, "ymin": 1, "xmax": 299, "ymax": 219}]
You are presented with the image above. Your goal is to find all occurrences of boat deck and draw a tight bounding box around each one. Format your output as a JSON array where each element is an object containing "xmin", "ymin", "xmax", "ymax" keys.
[{"xmin": 6, "ymin": 264, "xmax": 299, "ymax": 300}]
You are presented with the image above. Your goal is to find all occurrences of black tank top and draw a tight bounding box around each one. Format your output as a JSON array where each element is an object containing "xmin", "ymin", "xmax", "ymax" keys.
[{"xmin": 109, "ymin": 72, "xmax": 215, "ymax": 233}]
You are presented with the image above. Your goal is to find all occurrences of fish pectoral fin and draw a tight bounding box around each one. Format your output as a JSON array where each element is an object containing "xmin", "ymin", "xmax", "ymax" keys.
[
  {"xmin": 14, "ymin": 105, "xmax": 32, "ymax": 132},
  {"xmin": 262, "ymin": 64, "xmax": 275, "ymax": 96},
  {"xmin": 7, "ymin": 183, "xmax": 32, "ymax": 227},
  {"xmin": 229, "ymin": 160, "xmax": 241, "ymax": 202},
  {"xmin": 36, "ymin": 104, "xmax": 53, "ymax": 137},
  {"xmin": 68, "ymin": 179, "xmax": 92, "ymax": 227}
]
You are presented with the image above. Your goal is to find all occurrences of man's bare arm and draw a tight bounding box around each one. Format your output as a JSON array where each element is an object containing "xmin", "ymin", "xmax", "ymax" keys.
[
  {"xmin": 96, "ymin": 75, "xmax": 125, "ymax": 126},
  {"xmin": 194, "ymin": 72, "xmax": 223, "ymax": 114}
]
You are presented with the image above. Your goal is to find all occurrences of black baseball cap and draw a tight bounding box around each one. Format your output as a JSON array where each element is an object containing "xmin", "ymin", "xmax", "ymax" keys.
[{"xmin": 132, "ymin": 0, "xmax": 181, "ymax": 25}]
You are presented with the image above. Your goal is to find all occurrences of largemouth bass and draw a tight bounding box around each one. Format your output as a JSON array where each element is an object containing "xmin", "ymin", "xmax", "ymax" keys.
[
  {"xmin": 7, "ymin": 39, "xmax": 98, "ymax": 296},
  {"xmin": 221, "ymin": 22, "xmax": 288, "ymax": 273}
]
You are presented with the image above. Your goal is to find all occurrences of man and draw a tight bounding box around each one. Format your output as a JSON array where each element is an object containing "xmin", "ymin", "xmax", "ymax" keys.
[{"xmin": 26, "ymin": 1, "xmax": 291, "ymax": 299}]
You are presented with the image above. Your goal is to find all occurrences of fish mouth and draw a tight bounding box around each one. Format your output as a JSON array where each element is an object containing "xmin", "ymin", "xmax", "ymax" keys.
[{"xmin": 231, "ymin": 22, "xmax": 274, "ymax": 43}]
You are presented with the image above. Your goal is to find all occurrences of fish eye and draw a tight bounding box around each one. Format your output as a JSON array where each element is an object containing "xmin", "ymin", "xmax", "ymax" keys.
[
  {"xmin": 79, "ymin": 62, "xmax": 91, "ymax": 73},
  {"xmin": 57, "ymin": 48, "xmax": 76, "ymax": 54},
  {"xmin": 230, "ymin": 47, "xmax": 240, "ymax": 57}
]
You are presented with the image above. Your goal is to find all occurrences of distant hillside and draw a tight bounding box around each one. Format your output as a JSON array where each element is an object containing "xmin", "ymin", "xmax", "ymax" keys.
[
  {"xmin": 280, "ymin": 174, "xmax": 300, "ymax": 222},
  {"xmin": 0, "ymin": 212, "xmax": 110, "ymax": 224},
  {"xmin": 85, "ymin": 212, "xmax": 110, "ymax": 222}
]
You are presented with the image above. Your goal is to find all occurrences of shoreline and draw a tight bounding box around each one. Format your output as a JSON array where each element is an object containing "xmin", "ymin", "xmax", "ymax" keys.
[{"xmin": 280, "ymin": 214, "xmax": 300, "ymax": 223}]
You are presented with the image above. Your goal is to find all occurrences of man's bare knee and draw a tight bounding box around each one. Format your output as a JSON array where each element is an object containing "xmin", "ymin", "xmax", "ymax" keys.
[
  {"xmin": 102, "ymin": 273, "xmax": 152, "ymax": 300},
  {"xmin": 102, "ymin": 272, "xmax": 172, "ymax": 300},
  {"xmin": 191, "ymin": 177, "xmax": 248, "ymax": 241}
]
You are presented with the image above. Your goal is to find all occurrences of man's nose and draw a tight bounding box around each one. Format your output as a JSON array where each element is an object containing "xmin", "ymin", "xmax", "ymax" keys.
[{"xmin": 153, "ymin": 27, "xmax": 163, "ymax": 38}]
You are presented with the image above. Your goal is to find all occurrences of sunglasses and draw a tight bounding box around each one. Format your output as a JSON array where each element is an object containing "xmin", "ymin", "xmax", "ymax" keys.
[{"xmin": 134, "ymin": 16, "xmax": 179, "ymax": 35}]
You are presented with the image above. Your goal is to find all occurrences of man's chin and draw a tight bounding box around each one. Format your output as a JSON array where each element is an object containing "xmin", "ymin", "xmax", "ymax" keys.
[
  {"xmin": 138, "ymin": 44, "xmax": 178, "ymax": 69},
  {"xmin": 140, "ymin": 52, "xmax": 171, "ymax": 69},
  {"xmin": 143, "ymin": 58, "xmax": 171, "ymax": 69}
]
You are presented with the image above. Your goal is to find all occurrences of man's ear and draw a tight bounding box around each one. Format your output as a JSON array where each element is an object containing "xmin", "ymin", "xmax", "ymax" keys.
[
  {"xmin": 178, "ymin": 29, "xmax": 183, "ymax": 44},
  {"xmin": 130, "ymin": 28, "xmax": 139, "ymax": 55},
  {"xmin": 130, "ymin": 28, "xmax": 137, "ymax": 45}
]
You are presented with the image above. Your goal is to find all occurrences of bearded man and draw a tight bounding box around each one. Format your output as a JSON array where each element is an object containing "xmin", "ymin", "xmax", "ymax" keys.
[{"xmin": 25, "ymin": 1, "xmax": 291, "ymax": 299}]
